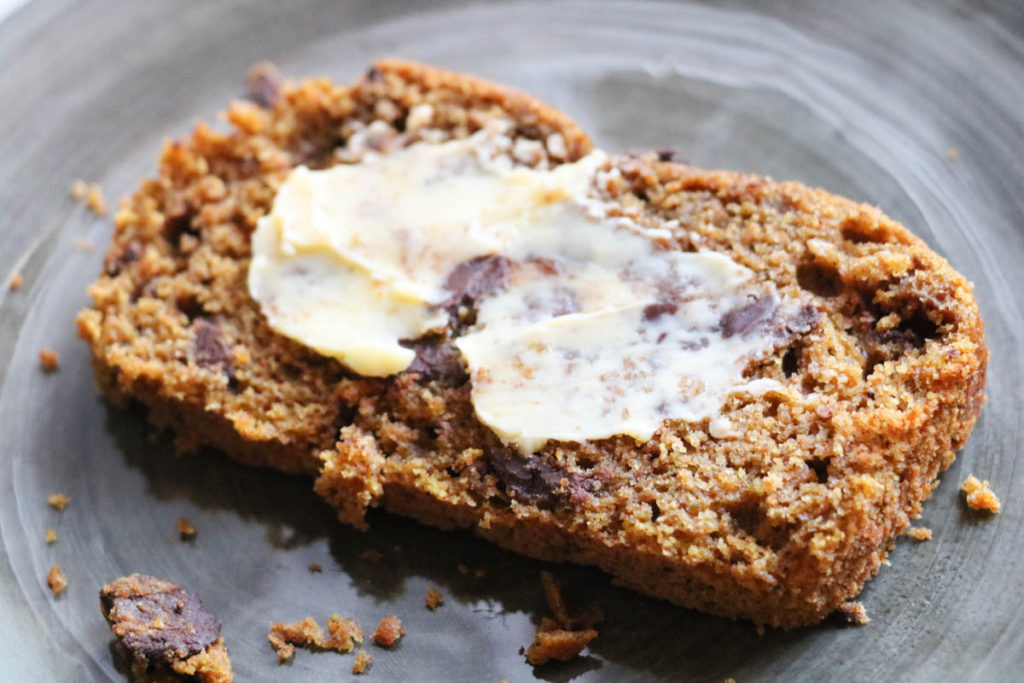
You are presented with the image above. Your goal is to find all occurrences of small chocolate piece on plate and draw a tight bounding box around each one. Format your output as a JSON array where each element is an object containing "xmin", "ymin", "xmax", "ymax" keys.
[{"xmin": 100, "ymin": 574, "xmax": 233, "ymax": 682}]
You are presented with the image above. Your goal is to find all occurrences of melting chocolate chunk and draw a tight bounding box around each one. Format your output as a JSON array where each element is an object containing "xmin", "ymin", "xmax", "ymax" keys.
[
  {"xmin": 484, "ymin": 449, "xmax": 593, "ymax": 508},
  {"xmin": 100, "ymin": 574, "xmax": 220, "ymax": 662},
  {"xmin": 442, "ymin": 255, "xmax": 511, "ymax": 325},
  {"xmin": 643, "ymin": 301, "xmax": 678, "ymax": 321},
  {"xmin": 721, "ymin": 296, "xmax": 776, "ymax": 338},
  {"xmin": 404, "ymin": 340, "xmax": 468, "ymax": 384},
  {"xmin": 104, "ymin": 242, "xmax": 141, "ymax": 277},
  {"xmin": 191, "ymin": 320, "xmax": 233, "ymax": 372}
]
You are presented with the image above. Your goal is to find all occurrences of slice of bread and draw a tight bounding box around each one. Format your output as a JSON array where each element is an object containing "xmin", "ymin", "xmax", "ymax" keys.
[{"xmin": 78, "ymin": 61, "xmax": 986, "ymax": 628}]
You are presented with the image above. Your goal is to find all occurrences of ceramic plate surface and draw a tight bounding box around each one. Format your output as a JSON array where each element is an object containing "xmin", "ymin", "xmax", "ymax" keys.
[{"xmin": 1, "ymin": 1, "xmax": 1022, "ymax": 680}]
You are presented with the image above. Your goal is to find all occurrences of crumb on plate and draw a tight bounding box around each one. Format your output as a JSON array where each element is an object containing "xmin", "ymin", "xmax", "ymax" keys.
[
  {"xmin": 47, "ymin": 564, "xmax": 67, "ymax": 597},
  {"xmin": 525, "ymin": 626, "xmax": 598, "ymax": 666},
  {"xmin": 177, "ymin": 517, "xmax": 197, "ymax": 540},
  {"xmin": 268, "ymin": 617, "xmax": 323, "ymax": 663},
  {"xmin": 372, "ymin": 615, "xmax": 404, "ymax": 647},
  {"xmin": 45, "ymin": 528, "xmax": 58, "ymax": 545},
  {"xmin": 962, "ymin": 475, "xmax": 1001, "ymax": 514},
  {"xmin": 352, "ymin": 649, "xmax": 372, "ymax": 674},
  {"xmin": 425, "ymin": 587, "xmax": 444, "ymax": 611},
  {"xmin": 324, "ymin": 613, "xmax": 362, "ymax": 653},
  {"xmin": 525, "ymin": 572, "xmax": 602, "ymax": 665},
  {"xmin": 39, "ymin": 350, "xmax": 60, "ymax": 372},
  {"xmin": 308, "ymin": 563, "xmax": 322, "ymax": 573},
  {"xmin": 836, "ymin": 600, "xmax": 870, "ymax": 625},
  {"xmin": 71, "ymin": 179, "xmax": 108, "ymax": 216},
  {"xmin": 268, "ymin": 614, "xmax": 362, "ymax": 662},
  {"xmin": 8, "ymin": 273, "xmax": 22, "ymax": 291},
  {"xmin": 100, "ymin": 573, "xmax": 232, "ymax": 682},
  {"xmin": 907, "ymin": 526, "xmax": 932, "ymax": 541},
  {"xmin": 48, "ymin": 492, "xmax": 70, "ymax": 510}
]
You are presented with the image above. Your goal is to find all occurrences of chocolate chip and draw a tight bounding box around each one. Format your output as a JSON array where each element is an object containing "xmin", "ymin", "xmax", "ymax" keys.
[
  {"xmin": 656, "ymin": 149, "xmax": 684, "ymax": 163},
  {"xmin": 191, "ymin": 320, "xmax": 233, "ymax": 372},
  {"xmin": 442, "ymin": 255, "xmax": 511, "ymax": 325},
  {"xmin": 100, "ymin": 574, "xmax": 220, "ymax": 663},
  {"xmin": 721, "ymin": 297, "xmax": 776, "ymax": 338},
  {"xmin": 162, "ymin": 204, "xmax": 198, "ymax": 248},
  {"xmin": 246, "ymin": 62, "xmax": 283, "ymax": 108},
  {"xmin": 105, "ymin": 242, "xmax": 141, "ymax": 277},
  {"xmin": 404, "ymin": 339, "xmax": 468, "ymax": 384},
  {"xmin": 643, "ymin": 302, "xmax": 678, "ymax": 321},
  {"xmin": 484, "ymin": 449, "xmax": 593, "ymax": 508}
]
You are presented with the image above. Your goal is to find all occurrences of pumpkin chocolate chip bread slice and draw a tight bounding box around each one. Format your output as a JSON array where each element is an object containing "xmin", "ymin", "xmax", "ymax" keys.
[
  {"xmin": 79, "ymin": 61, "xmax": 986, "ymax": 629},
  {"xmin": 76, "ymin": 59, "xmax": 591, "ymax": 474}
]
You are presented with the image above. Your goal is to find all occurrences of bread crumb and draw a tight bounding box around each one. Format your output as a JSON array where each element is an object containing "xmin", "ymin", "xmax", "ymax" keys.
[
  {"xmin": 47, "ymin": 564, "xmax": 67, "ymax": 597},
  {"xmin": 539, "ymin": 571, "xmax": 603, "ymax": 630},
  {"xmin": 177, "ymin": 517, "xmax": 197, "ymax": 540},
  {"xmin": 268, "ymin": 616, "xmax": 323, "ymax": 663},
  {"xmin": 946, "ymin": 146, "xmax": 960, "ymax": 161},
  {"xmin": 474, "ymin": 568, "xmax": 486, "ymax": 578},
  {"xmin": 71, "ymin": 180, "xmax": 108, "ymax": 216},
  {"xmin": 308, "ymin": 563, "xmax": 322, "ymax": 573},
  {"xmin": 48, "ymin": 493, "xmax": 70, "ymax": 510},
  {"xmin": 352, "ymin": 649, "xmax": 372, "ymax": 674},
  {"xmin": 39, "ymin": 350, "xmax": 60, "ymax": 372},
  {"xmin": 962, "ymin": 475, "xmax": 1001, "ymax": 514},
  {"xmin": 457, "ymin": 563, "xmax": 469, "ymax": 574},
  {"xmin": 272, "ymin": 641, "xmax": 295, "ymax": 663},
  {"xmin": 324, "ymin": 613, "xmax": 362, "ymax": 653},
  {"xmin": 907, "ymin": 526, "xmax": 932, "ymax": 541},
  {"xmin": 70, "ymin": 179, "xmax": 88, "ymax": 200},
  {"xmin": 372, "ymin": 615, "xmax": 404, "ymax": 647},
  {"xmin": 45, "ymin": 528, "xmax": 58, "ymax": 545},
  {"xmin": 100, "ymin": 574, "xmax": 232, "ymax": 680},
  {"xmin": 268, "ymin": 614, "xmax": 362, "ymax": 661},
  {"xmin": 836, "ymin": 601, "xmax": 870, "ymax": 625},
  {"xmin": 525, "ymin": 572, "xmax": 602, "ymax": 665},
  {"xmin": 525, "ymin": 627, "xmax": 598, "ymax": 666},
  {"xmin": 72, "ymin": 238, "xmax": 95, "ymax": 252},
  {"xmin": 8, "ymin": 273, "xmax": 22, "ymax": 291},
  {"xmin": 425, "ymin": 587, "xmax": 444, "ymax": 610},
  {"xmin": 359, "ymin": 549, "xmax": 383, "ymax": 562}
]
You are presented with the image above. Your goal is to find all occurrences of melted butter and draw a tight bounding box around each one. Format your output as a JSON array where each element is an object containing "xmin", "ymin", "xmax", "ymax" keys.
[
  {"xmin": 249, "ymin": 129, "xmax": 604, "ymax": 375},
  {"xmin": 249, "ymin": 127, "xmax": 790, "ymax": 451}
]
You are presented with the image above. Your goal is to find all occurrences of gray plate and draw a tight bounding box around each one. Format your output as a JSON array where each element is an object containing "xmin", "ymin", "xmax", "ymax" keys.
[{"xmin": 1, "ymin": 1, "xmax": 1022, "ymax": 680}]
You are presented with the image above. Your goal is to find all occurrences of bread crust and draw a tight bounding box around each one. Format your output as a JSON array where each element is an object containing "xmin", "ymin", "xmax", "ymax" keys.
[{"xmin": 79, "ymin": 61, "xmax": 987, "ymax": 628}]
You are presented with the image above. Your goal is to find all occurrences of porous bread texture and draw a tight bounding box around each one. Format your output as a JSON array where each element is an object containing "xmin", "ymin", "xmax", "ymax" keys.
[{"xmin": 78, "ymin": 60, "xmax": 987, "ymax": 628}]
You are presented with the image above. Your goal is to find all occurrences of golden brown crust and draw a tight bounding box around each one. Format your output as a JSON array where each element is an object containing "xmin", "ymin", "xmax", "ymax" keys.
[{"xmin": 79, "ymin": 61, "xmax": 987, "ymax": 629}]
